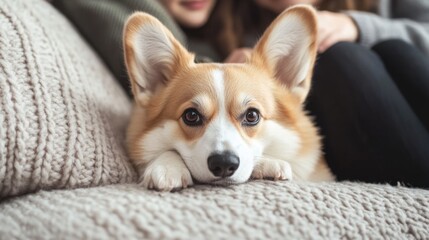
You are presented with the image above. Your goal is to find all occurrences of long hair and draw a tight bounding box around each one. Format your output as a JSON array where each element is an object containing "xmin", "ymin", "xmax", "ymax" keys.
[
  {"xmin": 318, "ymin": 0, "xmax": 377, "ymax": 12},
  {"xmin": 185, "ymin": 0, "xmax": 378, "ymax": 60},
  {"xmin": 184, "ymin": 0, "xmax": 274, "ymax": 60}
]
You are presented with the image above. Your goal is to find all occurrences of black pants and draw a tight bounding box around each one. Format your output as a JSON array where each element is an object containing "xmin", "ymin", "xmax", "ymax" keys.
[{"xmin": 306, "ymin": 39, "xmax": 429, "ymax": 188}]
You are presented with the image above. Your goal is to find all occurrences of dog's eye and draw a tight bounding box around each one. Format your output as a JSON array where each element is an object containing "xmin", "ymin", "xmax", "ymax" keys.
[
  {"xmin": 243, "ymin": 108, "xmax": 260, "ymax": 126},
  {"xmin": 182, "ymin": 108, "xmax": 203, "ymax": 126}
]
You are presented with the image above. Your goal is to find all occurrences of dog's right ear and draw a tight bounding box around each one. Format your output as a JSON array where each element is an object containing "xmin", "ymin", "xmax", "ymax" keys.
[
  {"xmin": 251, "ymin": 5, "xmax": 318, "ymax": 103},
  {"xmin": 123, "ymin": 13, "xmax": 194, "ymax": 106}
]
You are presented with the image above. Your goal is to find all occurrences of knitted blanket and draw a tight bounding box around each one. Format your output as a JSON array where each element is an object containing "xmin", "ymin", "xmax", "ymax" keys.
[
  {"xmin": 0, "ymin": 0, "xmax": 136, "ymax": 198},
  {"xmin": 1, "ymin": 181, "xmax": 428, "ymax": 239}
]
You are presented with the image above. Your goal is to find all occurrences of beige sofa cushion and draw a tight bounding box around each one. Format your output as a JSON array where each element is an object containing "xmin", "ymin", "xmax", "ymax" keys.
[
  {"xmin": 0, "ymin": 0, "xmax": 136, "ymax": 198},
  {"xmin": 1, "ymin": 181, "xmax": 428, "ymax": 239}
]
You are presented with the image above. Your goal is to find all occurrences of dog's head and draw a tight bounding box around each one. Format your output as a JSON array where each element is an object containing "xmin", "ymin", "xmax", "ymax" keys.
[{"xmin": 124, "ymin": 5, "xmax": 318, "ymax": 184}]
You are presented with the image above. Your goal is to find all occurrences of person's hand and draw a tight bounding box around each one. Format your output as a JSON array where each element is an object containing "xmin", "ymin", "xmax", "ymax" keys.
[
  {"xmin": 224, "ymin": 48, "xmax": 253, "ymax": 63},
  {"xmin": 317, "ymin": 11, "xmax": 359, "ymax": 53}
]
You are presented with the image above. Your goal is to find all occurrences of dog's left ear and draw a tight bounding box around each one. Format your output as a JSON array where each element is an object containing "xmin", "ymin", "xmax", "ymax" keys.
[
  {"xmin": 252, "ymin": 5, "xmax": 318, "ymax": 102},
  {"xmin": 123, "ymin": 13, "xmax": 193, "ymax": 106}
]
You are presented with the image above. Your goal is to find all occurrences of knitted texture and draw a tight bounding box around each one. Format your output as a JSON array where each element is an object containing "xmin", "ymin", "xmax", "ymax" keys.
[
  {"xmin": 0, "ymin": 0, "xmax": 136, "ymax": 198},
  {"xmin": 0, "ymin": 181, "xmax": 428, "ymax": 239}
]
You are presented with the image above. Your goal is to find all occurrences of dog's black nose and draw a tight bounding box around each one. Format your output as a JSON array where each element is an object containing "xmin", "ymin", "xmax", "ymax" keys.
[{"xmin": 207, "ymin": 152, "xmax": 240, "ymax": 178}]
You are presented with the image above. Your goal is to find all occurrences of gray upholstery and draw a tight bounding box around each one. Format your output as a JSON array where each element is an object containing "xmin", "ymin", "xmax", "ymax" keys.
[
  {"xmin": 1, "ymin": 181, "xmax": 428, "ymax": 239},
  {"xmin": 0, "ymin": 0, "xmax": 136, "ymax": 198}
]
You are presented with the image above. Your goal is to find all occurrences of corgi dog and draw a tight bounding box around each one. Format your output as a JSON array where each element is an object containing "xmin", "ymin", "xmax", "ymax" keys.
[{"xmin": 123, "ymin": 5, "xmax": 334, "ymax": 191}]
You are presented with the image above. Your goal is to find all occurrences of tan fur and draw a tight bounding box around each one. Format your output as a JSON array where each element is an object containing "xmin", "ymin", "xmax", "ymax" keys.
[
  {"xmin": 252, "ymin": 6, "xmax": 318, "ymax": 102},
  {"xmin": 123, "ymin": 13, "xmax": 195, "ymax": 106},
  {"xmin": 124, "ymin": 5, "xmax": 334, "ymax": 190}
]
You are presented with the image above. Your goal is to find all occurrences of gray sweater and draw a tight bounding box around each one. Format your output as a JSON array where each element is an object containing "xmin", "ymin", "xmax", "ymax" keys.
[{"xmin": 347, "ymin": 0, "xmax": 429, "ymax": 55}]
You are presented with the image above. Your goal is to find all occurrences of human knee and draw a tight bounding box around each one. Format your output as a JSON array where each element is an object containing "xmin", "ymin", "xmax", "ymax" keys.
[
  {"xmin": 372, "ymin": 39, "xmax": 412, "ymax": 52},
  {"xmin": 372, "ymin": 39, "xmax": 423, "ymax": 60},
  {"xmin": 317, "ymin": 42, "xmax": 375, "ymax": 68},
  {"xmin": 313, "ymin": 41, "xmax": 391, "ymax": 95}
]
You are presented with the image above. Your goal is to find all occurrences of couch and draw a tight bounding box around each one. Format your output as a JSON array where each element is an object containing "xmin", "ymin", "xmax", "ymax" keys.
[{"xmin": 1, "ymin": 0, "xmax": 428, "ymax": 239}]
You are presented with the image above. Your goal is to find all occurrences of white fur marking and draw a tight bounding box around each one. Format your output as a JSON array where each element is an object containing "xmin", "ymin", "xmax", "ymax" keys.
[
  {"xmin": 212, "ymin": 69, "xmax": 226, "ymax": 116},
  {"xmin": 140, "ymin": 151, "xmax": 193, "ymax": 191},
  {"xmin": 211, "ymin": 69, "xmax": 228, "ymax": 151},
  {"xmin": 252, "ymin": 157, "xmax": 293, "ymax": 180},
  {"xmin": 258, "ymin": 120, "xmax": 323, "ymax": 180},
  {"xmin": 174, "ymin": 69, "xmax": 255, "ymax": 183}
]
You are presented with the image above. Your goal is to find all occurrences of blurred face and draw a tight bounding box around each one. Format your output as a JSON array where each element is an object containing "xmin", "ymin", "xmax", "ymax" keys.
[
  {"xmin": 159, "ymin": 0, "xmax": 216, "ymax": 28},
  {"xmin": 255, "ymin": 0, "xmax": 320, "ymax": 13}
]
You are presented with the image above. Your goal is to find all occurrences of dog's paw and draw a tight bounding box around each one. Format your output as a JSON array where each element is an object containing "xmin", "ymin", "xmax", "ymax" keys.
[
  {"xmin": 139, "ymin": 152, "xmax": 193, "ymax": 191},
  {"xmin": 251, "ymin": 158, "xmax": 293, "ymax": 181}
]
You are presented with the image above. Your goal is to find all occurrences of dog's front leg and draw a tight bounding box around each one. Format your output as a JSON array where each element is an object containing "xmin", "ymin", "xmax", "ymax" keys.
[
  {"xmin": 139, "ymin": 151, "xmax": 193, "ymax": 191},
  {"xmin": 251, "ymin": 157, "xmax": 293, "ymax": 181}
]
